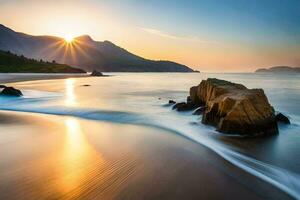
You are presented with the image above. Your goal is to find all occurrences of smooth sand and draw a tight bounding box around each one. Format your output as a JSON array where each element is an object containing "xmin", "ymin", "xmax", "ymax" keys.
[
  {"xmin": 0, "ymin": 111, "xmax": 292, "ymax": 200},
  {"xmin": 0, "ymin": 73, "xmax": 89, "ymax": 84}
]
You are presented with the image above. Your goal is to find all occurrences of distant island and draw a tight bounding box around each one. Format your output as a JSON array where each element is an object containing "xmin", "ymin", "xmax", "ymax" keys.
[
  {"xmin": 0, "ymin": 50, "xmax": 85, "ymax": 73},
  {"xmin": 255, "ymin": 66, "xmax": 300, "ymax": 74},
  {"xmin": 0, "ymin": 24, "xmax": 195, "ymax": 73}
]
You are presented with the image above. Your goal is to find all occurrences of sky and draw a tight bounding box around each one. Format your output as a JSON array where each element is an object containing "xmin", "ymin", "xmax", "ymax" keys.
[{"xmin": 0, "ymin": 0, "xmax": 299, "ymax": 72}]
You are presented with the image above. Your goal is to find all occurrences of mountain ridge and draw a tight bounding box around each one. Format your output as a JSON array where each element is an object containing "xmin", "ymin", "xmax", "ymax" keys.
[{"xmin": 0, "ymin": 24, "xmax": 195, "ymax": 72}]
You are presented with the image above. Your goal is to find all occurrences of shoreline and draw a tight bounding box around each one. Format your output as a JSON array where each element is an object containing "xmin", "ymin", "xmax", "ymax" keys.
[
  {"xmin": 0, "ymin": 73, "xmax": 298, "ymax": 199},
  {"xmin": 0, "ymin": 110, "xmax": 292, "ymax": 199},
  {"xmin": 0, "ymin": 73, "xmax": 90, "ymax": 84}
]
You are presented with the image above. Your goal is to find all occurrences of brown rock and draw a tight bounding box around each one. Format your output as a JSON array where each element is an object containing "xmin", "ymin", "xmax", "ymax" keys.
[
  {"xmin": 190, "ymin": 78, "xmax": 278, "ymax": 136},
  {"xmin": 189, "ymin": 86, "xmax": 202, "ymax": 106}
]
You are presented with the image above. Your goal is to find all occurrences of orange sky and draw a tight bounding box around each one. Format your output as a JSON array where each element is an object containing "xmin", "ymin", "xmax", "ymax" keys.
[{"xmin": 0, "ymin": 0, "xmax": 299, "ymax": 72}]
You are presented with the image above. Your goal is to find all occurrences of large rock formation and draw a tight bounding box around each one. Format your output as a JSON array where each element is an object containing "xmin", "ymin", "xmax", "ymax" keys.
[{"xmin": 189, "ymin": 78, "xmax": 278, "ymax": 136}]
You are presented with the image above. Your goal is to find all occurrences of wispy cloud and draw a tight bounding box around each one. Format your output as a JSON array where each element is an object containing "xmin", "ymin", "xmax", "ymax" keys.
[
  {"xmin": 141, "ymin": 27, "xmax": 218, "ymax": 45},
  {"xmin": 141, "ymin": 28, "xmax": 179, "ymax": 39}
]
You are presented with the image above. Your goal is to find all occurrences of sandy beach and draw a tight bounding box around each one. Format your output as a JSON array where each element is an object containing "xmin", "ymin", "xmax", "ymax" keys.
[{"xmin": 0, "ymin": 110, "xmax": 292, "ymax": 200}]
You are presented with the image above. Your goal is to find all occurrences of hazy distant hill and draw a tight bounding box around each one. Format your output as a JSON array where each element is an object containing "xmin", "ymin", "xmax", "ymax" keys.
[
  {"xmin": 255, "ymin": 66, "xmax": 300, "ymax": 74},
  {"xmin": 0, "ymin": 24, "xmax": 194, "ymax": 72},
  {"xmin": 0, "ymin": 50, "xmax": 85, "ymax": 73}
]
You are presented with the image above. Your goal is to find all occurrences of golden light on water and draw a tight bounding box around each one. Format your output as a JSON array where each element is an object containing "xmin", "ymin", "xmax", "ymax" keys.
[
  {"xmin": 65, "ymin": 118, "xmax": 84, "ymax": 147},
  {"xmin": 65, "ymin": 79, "xmax": 76, "ymax": 106},
  {"xmin": 60, "ymin": 117, "xmax": 89, "ymax": 193},
  {"xmin": 60, "ymin": 117, "xmax": 107, "ymax": 195}
]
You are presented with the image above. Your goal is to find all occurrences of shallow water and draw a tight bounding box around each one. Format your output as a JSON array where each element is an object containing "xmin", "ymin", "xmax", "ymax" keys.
[{"xmin": 0, "ymin": 73, "xmax": 300, "ymax": 199}]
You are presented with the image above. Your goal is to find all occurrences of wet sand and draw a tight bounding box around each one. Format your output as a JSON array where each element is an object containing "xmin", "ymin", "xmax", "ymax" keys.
[
  {"xmin": 0, "ymin": 111, "xmax": 292, "ymax": 200},
  {"xmin": 0, "ymin": 73, "xmax": 89, "ymax": 84}
]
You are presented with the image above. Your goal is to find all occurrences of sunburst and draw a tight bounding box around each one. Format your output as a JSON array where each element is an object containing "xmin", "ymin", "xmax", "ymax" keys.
[{"xmin": 64, "ymin": 34, "xmax": 74, "ymax": 43}]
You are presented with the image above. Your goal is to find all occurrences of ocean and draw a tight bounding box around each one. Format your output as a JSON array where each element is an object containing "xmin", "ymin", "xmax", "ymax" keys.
[{"xmin": 0, "ymin": 73, "xmax": 299, "ymax": 199}]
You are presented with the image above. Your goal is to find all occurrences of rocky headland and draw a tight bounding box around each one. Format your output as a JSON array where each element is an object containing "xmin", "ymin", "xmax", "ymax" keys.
[{"xmin": 255, "ymin": 66, "xmax": 300, "ymax": 74}]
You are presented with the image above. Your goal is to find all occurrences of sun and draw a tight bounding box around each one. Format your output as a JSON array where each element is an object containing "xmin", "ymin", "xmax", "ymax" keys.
[{"xmin": 64, "ymin": 34, "xmax": 74, "ymax": 43}]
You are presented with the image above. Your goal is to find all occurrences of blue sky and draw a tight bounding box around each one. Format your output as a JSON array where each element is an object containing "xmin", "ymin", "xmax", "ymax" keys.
[{"xmin": 100, "ymin": 0, "xmax": 300, "ymax": 44}]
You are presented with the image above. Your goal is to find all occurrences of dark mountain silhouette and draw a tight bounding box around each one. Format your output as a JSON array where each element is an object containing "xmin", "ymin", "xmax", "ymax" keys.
[
  {"xmin": 0, "ymin": 49, "xmax": 85, "ymax": 73},
  {"xmin": 255, "ymin": 66, "xmax": 300, "ymax": 74},
  {"xmin": 0, "ymin": 24, "xmax": 194, "ymax": 72}
]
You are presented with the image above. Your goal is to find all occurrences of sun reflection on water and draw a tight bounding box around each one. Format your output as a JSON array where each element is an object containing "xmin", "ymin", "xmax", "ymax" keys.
[
  {"xmin": 59, "ymin": 117, "xmax": 96, "ymax": 195},
  {"xmin": 65, "ymin": 79, "xmax": 76, "ymax": 106}
]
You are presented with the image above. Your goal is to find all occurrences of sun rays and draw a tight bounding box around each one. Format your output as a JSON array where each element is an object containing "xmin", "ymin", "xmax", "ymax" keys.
[{"xmin": 37, "ymin": 36, "xmax": 94, "ymax": 68}]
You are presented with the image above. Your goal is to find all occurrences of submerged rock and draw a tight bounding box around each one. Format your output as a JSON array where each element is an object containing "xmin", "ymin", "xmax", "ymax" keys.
[
  {"xmin": 275, "ymin": 113, "xmax": 290, "ymax": 124},
  {"xmin": 169, "ymin": 100, "xmax": 176, "ymax": 104},
  {"xmin": 189, "ymin": 78, "xmax": 278, "ymax": 136},
  {"xmin": 172, "ymin": 102, "xmax": 197, "ymax": 112},
  {"xmin": 1, "ymin": 86, "xmax": 23, "ymax": 97},
  {"xmin": 91, "ymin": 70, "xmax": 104, "ymax": 76},
  {"xmin": 193, "ymin": 107, "xmax": 206, "ymax": 115}
]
